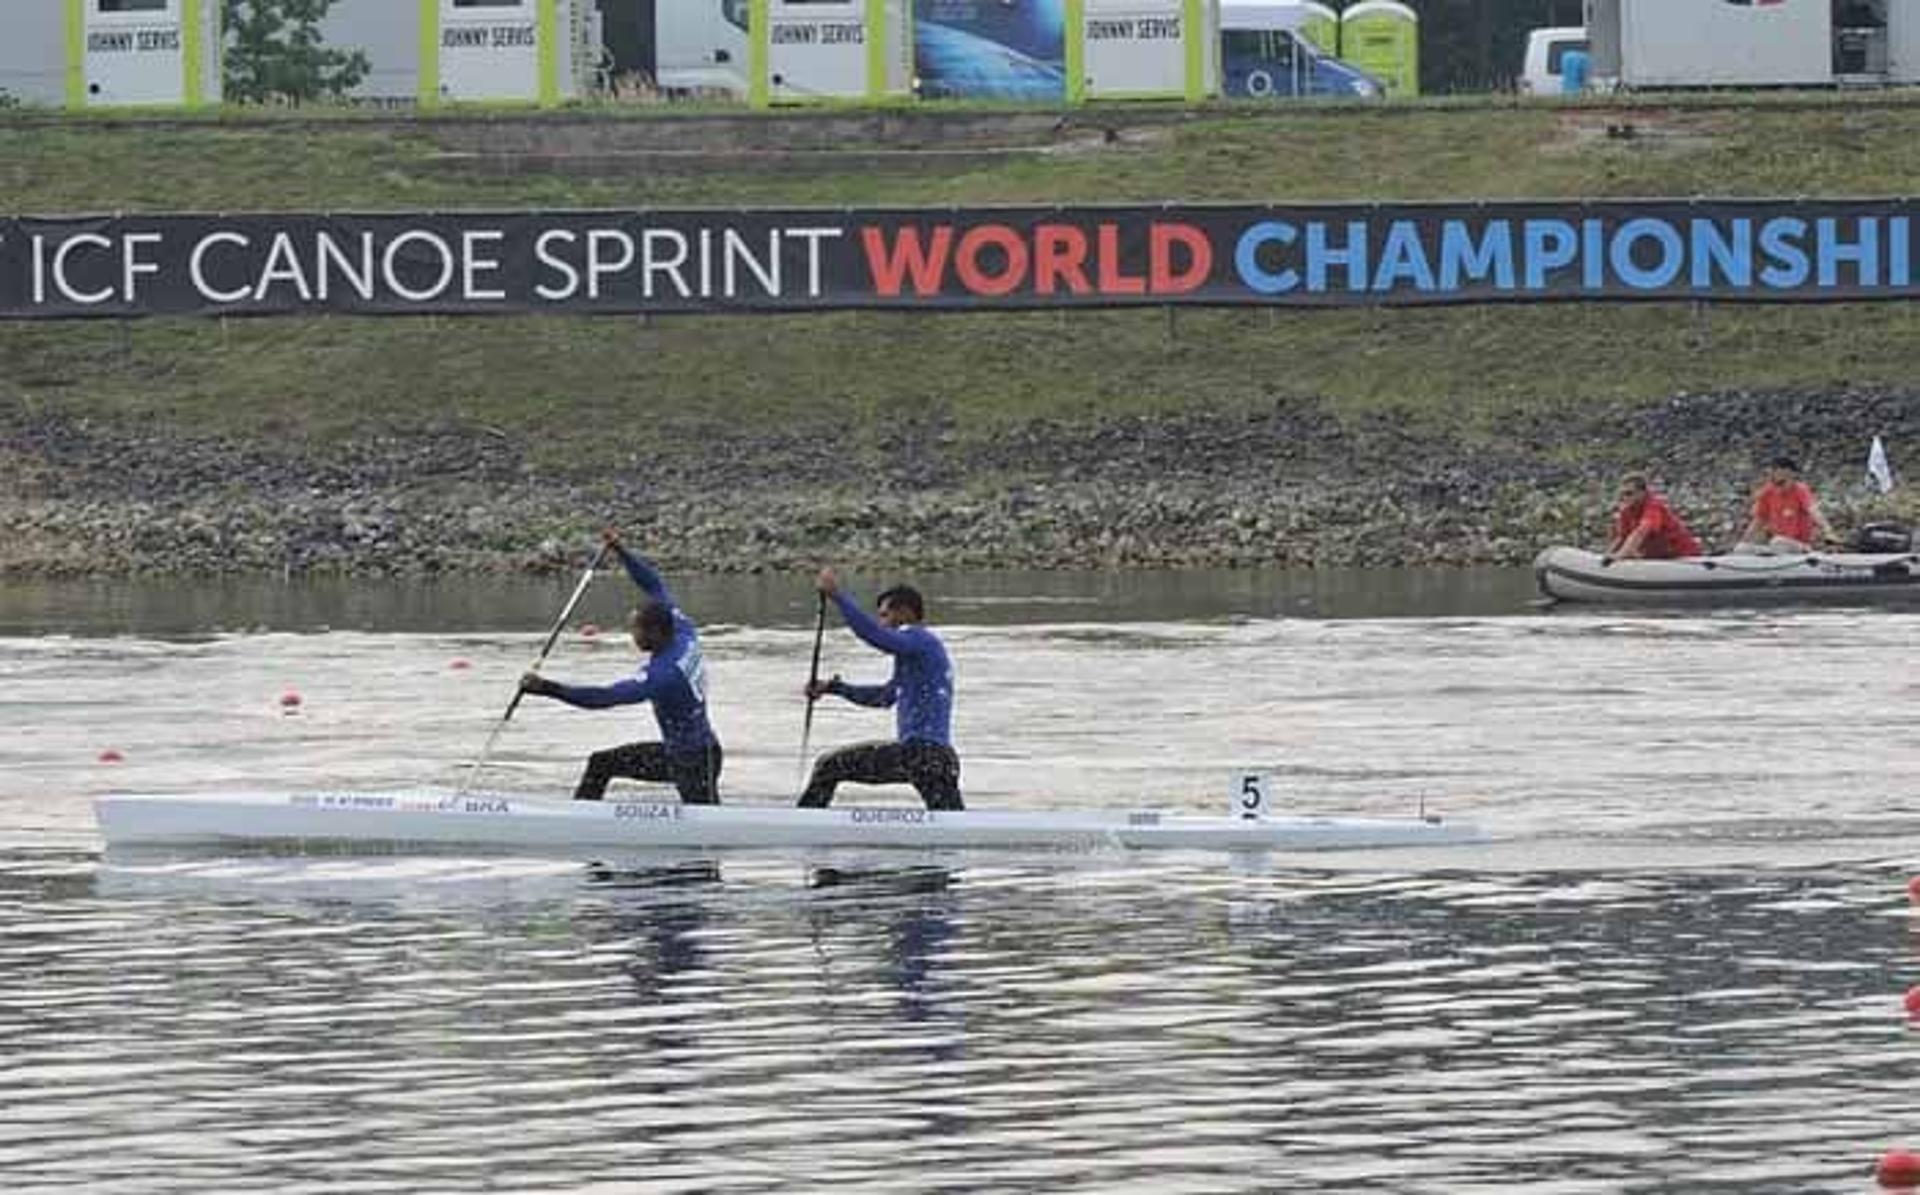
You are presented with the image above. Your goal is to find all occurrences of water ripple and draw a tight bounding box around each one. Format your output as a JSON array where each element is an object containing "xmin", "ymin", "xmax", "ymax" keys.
[
  {"xmin": 0, "ymin": 853, "xmax": 1910, "ymax": 1192},
  {"xmin": 6, "ymin": 613, "xmax": 1920, "ymax": 1189}
]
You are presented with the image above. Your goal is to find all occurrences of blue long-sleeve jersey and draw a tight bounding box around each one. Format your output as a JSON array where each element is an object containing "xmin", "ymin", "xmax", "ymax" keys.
[
  {"xmin": 546, "ymin": 546, "xmax": 716, "ymax": 756},
  {"xmin": 826, "ymin": 589, "xmax": 954, "ymax": 747}
]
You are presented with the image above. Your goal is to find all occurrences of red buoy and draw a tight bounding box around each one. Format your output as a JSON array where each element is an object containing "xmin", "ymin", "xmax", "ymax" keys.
[
  {"xmin": 449, "ymin": 658, "xmax": 472, "ymax": 671},
  {"xmin": 279, "ymin": 690, "xmax": 303, "ymax": 712},
  {"xmin": 579, "ymin": 623, "xmax": 600, "ymax": 640},
  {"xmin": 1906, "ymin": 987, "xmax": 1920, "ymax": 1019},
  {"xmin": 1879, "ymin": 1149, "xmax": 1920, "ymax": 1189},
  {"xmin": 98, "ymin": 749, "xmax": 123, "ymax": 764},
  {"xmin": 1909, "ymin": 875, "xmax": 1920, "ymax": 905}
]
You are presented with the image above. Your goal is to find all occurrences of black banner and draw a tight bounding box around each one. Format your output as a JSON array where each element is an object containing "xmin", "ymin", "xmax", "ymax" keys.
[{"xmin": 4, "ymin": 200, "xmax": 1919, "ymax": 318}]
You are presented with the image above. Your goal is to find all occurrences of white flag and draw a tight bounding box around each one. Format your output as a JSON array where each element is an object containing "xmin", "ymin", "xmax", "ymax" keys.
[{"xmin": 1868, "ymin": 436, "xmax": 1895, "ymax": 494}]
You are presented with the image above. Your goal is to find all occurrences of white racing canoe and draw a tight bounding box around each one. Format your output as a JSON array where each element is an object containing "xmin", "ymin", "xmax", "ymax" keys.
[
  {"xmin": 1534, "ymin": 545, "xmax": 1920, "ymax": 606},
  {"xmin": 94, "ymin": 791, "xmax": 1479, "ymax": 853}
]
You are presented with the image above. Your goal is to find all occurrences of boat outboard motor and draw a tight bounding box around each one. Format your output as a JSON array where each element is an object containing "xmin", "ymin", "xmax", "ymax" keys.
[{"xmin": 1851, "ymin": 523, "xmax": 1914, "ymax": 553}]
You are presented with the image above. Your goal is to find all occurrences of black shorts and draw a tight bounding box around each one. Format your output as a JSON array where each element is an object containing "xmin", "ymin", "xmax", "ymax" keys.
[
  {"xmin": 575, "ymin": 741, "xmax": 723, "ymax": 804},
  {"xmin": 799, "ymin": 740, "xmax": 962, "ymax": 811}
]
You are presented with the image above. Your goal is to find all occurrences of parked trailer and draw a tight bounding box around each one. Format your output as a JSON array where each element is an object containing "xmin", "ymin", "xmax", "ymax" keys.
[{"xmin": 1583, "ymin": 0, "xmax": 1920, "ymax": 89}]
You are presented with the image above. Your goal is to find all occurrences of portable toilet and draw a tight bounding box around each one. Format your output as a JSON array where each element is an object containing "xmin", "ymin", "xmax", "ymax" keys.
[
  {"xmin": 76, "ymin": 0, "xmax": 223, "ymax": 107},
  {"xmin": 1339, "ymin": 0, "xmax": 1416, "ymax": 97},
  {"xmin": 759, "ymin": 0, "xmax": 912, "ymax": 105},
  {"xmin": 1560, "ymin": 47, "xmax": 1589, "ymax": 93},
  {"xmin": 1297, "ymin": 0, "xmax": 1338, "ymax": 55},
  {"xmin": 1080, "ymin": 0, "xmax": 1218, "ymax": 102},
  {"xmin": 914, "ymin": 0, "xmax": 1067, "ymax": 102}
]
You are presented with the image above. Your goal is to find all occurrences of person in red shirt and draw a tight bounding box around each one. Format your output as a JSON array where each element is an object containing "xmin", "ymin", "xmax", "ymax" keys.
[
  {"xmin": 1738, "ymin": 456, "xmax": 1834, "ymax": 554},
  {"xmin": 1608, "ymin": 473, "xmax": 1703, "ymax": 560}
]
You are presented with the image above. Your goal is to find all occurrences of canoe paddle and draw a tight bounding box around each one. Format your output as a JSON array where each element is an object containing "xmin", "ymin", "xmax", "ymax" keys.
[
  {"xmin": 798, "ymin": 591, "xmax": 827, "ymax": 787},
  {"xmin": 458, "ymin": 541, "xmax": 611, "ymax": 794}
]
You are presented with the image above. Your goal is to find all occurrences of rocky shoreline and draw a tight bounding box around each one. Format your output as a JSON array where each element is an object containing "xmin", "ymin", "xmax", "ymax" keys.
[{"xmin": 3, "ymin": 389, "xmax": 1916, "ymax": 579}]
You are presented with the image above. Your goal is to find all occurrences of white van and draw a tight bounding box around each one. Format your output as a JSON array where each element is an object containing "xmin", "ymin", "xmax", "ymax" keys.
[{"xmin": 1520, "ymin": 26, "xmax": 1588, "ymax": 94}]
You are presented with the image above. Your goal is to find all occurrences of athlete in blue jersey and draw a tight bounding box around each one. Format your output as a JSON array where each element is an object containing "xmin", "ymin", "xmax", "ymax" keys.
[
  {"xmin": 519, "ymin": 529, "xmax": 723, "ymax": 803},
  {"xmin": 798, "ymin": 567, "xmax": 962, "ymax": 811}
]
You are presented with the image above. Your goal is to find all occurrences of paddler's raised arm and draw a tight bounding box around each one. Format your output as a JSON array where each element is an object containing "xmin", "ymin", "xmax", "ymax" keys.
[
  {"xmin": 819, "ymin": 572, "xmax": 918, "ymax": 656},
  {"xmin": 603, "ymin": 527, "xmax": 672, "ymax": 606}
]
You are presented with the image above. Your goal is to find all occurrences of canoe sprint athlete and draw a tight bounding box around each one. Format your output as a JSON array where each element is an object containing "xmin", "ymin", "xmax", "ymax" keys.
[
  {"xmin": 799, "ymin": 567, "xmax": 963, "ymax": 812},
  {"xmin": 518, "ymin": 528, "xmax": 723, "ymax": 803}
]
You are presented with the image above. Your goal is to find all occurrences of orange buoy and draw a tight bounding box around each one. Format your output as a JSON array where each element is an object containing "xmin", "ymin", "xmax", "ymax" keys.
[
  {"xmin": 1880, "ymin": 1148, "xmax": 1920, "ymax": 1189},
  {"xmin": 98, "ymin": 749, "xmax": 123, "ymax": 764}
]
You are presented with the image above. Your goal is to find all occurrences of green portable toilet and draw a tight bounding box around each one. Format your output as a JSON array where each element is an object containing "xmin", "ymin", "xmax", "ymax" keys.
[
  {"xmin": 1339, "ymin": 0, "xmax": 1417, "ymax": 97},
  {"xmin": 1297, "ymin": 1, "xmax": 1338, "ymax": 55}
]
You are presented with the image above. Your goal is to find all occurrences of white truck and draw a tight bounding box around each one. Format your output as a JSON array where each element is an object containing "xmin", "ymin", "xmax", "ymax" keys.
[
  {"xmin": 1518, "ymin": 26, "xmax": 1588, "ymax": 95},
  {"xmin": 1577, "ymin": 0, "xmax": 1920, "ymax": 90}
]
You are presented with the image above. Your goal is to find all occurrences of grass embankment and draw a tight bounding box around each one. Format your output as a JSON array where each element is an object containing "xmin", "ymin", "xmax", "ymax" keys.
[
  {"xmin": 8, "ymin": 304, "xmax": 1917, "ymax": 473},
  {"xmin": 5, "ymin": 103, "xmax": 1920, "ymax": 463},
  {"xmin": 4, "ymin": 102, "xmax": 1920, "ymax": 575}
]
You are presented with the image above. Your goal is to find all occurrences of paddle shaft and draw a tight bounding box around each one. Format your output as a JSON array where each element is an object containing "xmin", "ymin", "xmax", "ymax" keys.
[
  {"xmin": 504, "ymin": 543, "xmax": 611, "ymax": 720},
  {"xmin": 798, "ymin": 592, "xmax": 827, "ymax": 784},
  {"xmin": 460, "ymin": 543, "xmax": 611, "ymax": 793}
]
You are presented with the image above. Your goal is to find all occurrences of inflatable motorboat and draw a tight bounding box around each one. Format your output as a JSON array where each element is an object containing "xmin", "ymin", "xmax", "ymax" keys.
[{"xmin": 1534, "ymin": 546, "xmax": 1920, "ymax": 606}]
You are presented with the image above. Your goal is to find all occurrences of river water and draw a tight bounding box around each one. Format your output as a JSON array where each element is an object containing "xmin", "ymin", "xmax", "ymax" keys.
[{"xmin": 2, "ymin": 568, "xmax": 1917, "ymax": 1193}]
